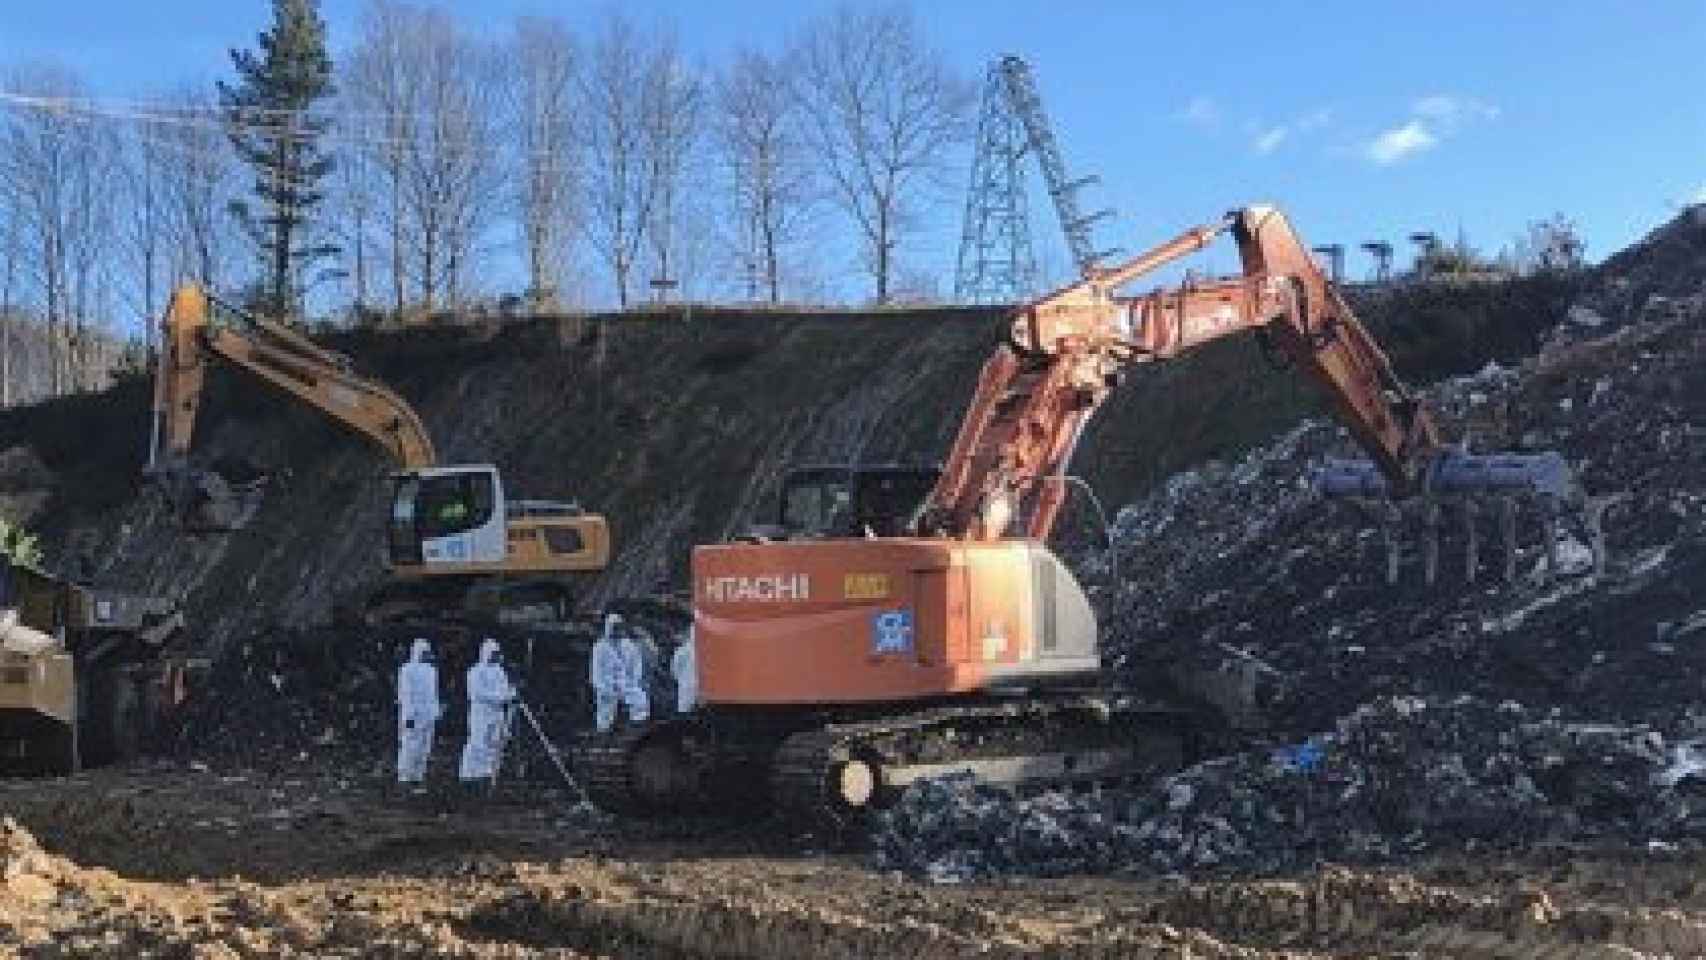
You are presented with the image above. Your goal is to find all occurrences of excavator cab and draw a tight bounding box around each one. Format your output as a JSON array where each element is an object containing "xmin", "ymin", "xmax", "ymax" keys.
[
  {"xmin": 780, "ymin": 464, "xmax": 940, "ymax": 539},
  {"xmin": 387, "ymin": 465, "xmax": 611, "ymax": 578},
  {"xmin": 388, "ymin": 465, "xmax": 507, "ymax": 567}
]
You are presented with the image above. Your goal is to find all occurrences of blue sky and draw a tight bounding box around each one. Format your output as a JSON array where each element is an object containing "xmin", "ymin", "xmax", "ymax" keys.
[{"xmin": 2, "ymin": 0, "xmax": 1702, "ymax": 294}]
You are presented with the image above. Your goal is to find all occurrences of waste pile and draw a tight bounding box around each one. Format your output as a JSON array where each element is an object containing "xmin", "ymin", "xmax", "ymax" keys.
[
  {"xmin": 166, "ymin": 603, "xmax": 690, "ymax": 774},
  {"xmin": 1100, "ymin": 238, "xmax": 1706, "ymax": 736},
  {"xmin": 880, "ymin": 210, "xmax": 1706, "ymax": 881},
  {"xmin": 874, "ymin": 695, "xmax": 1706, "ymax": 883}
]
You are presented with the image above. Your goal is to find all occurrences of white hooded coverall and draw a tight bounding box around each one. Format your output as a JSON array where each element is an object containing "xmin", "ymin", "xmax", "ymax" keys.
[
  {"xmin": 459, "ymin": 638, "xmax": 516, "ymax": 781},
  {"xmin": 396, "ymin": 638, "xmax": 440, "ymax": 783},
  {"xmin": 671, "ymin": 628, "xmax": 697, "ymax": 714},
  {"xmin": 591, "ymin": 615, "xmax": 651, "ymax": 732}
]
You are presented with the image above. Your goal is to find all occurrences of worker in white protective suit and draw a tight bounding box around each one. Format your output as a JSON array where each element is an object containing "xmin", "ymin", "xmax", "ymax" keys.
[
  {"xmin": 591, "ymin": 614, "xmax": 651, "ymax": 732},
  {"xmin": 396, "ymin": 638, "xmax": 441, "ymax": 784},
  {"xmin": 459, "ymin": 638, "xmax": 516, "ymax": 783},
  {"xmin": 671, "ymin": 625, "xmax": 697, "ymax": 714}
]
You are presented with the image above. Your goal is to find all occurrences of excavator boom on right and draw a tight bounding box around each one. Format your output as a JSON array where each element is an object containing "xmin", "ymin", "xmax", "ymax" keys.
[{"xmin": 581, "ymin": 205, "xmax": 1603, "ymax": 832}]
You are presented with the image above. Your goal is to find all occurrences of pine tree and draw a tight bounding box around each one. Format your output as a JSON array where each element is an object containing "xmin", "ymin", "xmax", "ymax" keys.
[{"xmin": 219, "ymin": 0, "xmax": 338, "ymax": 319}]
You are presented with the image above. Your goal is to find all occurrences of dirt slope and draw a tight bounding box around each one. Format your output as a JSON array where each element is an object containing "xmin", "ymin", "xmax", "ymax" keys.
[{"xmin": 0, "ymin": 270, "xmax": 1576, "ymax": 655}]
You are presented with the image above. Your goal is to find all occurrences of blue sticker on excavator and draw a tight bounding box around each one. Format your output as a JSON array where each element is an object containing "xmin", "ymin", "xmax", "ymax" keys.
[{"xmin": 871, "ymin": 609, "xmax": 914, "ymax": 655}]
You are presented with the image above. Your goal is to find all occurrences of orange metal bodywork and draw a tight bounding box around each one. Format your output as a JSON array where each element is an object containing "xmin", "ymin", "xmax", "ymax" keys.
[
  {"xmin": 699, "ymin": 205, "xmax": 1445, "ymax": 710},
  {"xmin": 696, "ymin": 537, "xmax": 1097, "ymax": 705}
]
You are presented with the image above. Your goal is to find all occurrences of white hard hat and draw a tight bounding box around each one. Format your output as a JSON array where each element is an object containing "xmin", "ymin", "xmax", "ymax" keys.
[
  {"xmin": 410, "ymin": 637, "xmax": 432, "ymax": 660},
  {"xmin": 479, "ymin": 637, "xmax": 501, "ymax": 661}
]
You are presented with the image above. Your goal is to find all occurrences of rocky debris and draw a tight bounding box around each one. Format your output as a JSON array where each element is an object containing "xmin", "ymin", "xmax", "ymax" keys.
[
  {"xmin": 0, "ymin": 817, "xmax": 60, "ymax": 904},
  {"xmin": 884, "ymin": 250, "xmax": 1706, "ymax": 883},
  {"xmin": 167, "ymin": 605, "xmax": 691, "ymax": 778},
  {"xmin": 875, "ymin": 696, "xmax": 1706, "ymax": 883},
  {"xmin": 1100, "ymin": 301, "xmax": 1706, "ymax": 738},
  {"xmin": 0, "ymin": 444, "xmax": 54, "ymax": 525}
]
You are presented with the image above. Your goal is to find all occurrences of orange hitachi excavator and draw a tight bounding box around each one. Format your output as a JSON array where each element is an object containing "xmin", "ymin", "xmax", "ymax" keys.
[
  {"xmin": 147, "ymin": 283, "xmax": 610, "ymax": 626},
  {"xmin": 579, "ymin": 205, "xmax": 1596, "ymax": 830}
]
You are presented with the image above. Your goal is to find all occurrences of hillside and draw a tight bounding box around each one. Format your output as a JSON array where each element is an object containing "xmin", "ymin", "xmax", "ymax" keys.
[
  {"xmin": 0, "ymin": 266, "xmax": 1586, "ymax": 654},
  {"xmin": 0, "ymin": 255, "xmax": 1604, "ymax": 653}
]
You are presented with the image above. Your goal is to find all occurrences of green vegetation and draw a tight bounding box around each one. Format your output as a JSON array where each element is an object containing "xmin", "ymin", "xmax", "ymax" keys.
[
  {"xmin": 219, "ymin": 0, "xmax": 338, "ymax": 317},
  {"xmin": 0, "ymin": 515, "xmax": 43, "ymax": 569}
]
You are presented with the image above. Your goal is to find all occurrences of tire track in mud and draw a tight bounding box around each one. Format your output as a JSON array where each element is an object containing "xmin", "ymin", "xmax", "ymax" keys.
[
  {"xmin": 444, "ymin": 860, "xmax": 1342, "ymax": 960},
  {"xmin": 1146, "ymin": 866, "xmax": 1706, "ymax": 959},
  {"xmin": 11, "ymin": 769, "xmax": 1706, "ymax": 958}
]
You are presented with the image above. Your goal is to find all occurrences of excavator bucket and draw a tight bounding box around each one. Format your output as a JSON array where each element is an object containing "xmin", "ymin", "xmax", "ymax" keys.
[
  {"xmin": 146, "ymin": 464, "xmax": 263, "ymax": 533},
  {"xmin": 1316, "ymin": 450, "xmax": 1625, "ymax": 585}
]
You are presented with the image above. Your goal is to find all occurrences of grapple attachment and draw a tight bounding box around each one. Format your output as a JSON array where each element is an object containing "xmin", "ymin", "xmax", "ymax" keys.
[{"xmin": 1316, "ymin": 450, "xmax": 1625, "ymax": 585}]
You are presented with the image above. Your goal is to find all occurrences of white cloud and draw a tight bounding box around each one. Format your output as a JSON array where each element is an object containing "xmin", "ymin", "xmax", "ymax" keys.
[
  {"xmin": 1365, "ymin": 120, "xmax": 1438, "ymax": 165},
  {"xmin": 1690, "ymin": 184, "xmax": 1706, "ymax": 206},
  {"xmin": 1177, "ymin": 95, "xmax": 1220, "ymax": 127},
  {"xmin": 1253, "ymin": 126, "xmax": 1289, "ymax": 154},
  {"xmin": 1412, "ymin": 94, "xmax": 1499, "ymax": 124},
  {"xmin": 1361, "ymin": 94, "xmax": 1494, "ymax": 166},
  {"xmin": 1248, "ymin": 107, "xmax": 1331, "ymax": 155},
  {"xmin": 1296, "ymin": 107, "xmax": 1333, "ymax": 132}
]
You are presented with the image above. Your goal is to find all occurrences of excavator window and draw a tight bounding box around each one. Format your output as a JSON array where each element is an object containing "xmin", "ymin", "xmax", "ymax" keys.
[
  {"xmin": 414, "ymin": 472, "xmax": 496, "ymax": 540},
  {"xmin": 782, "ymin": 478, "xmax": 851, "ymax": 538},
  {"xmin": 780, "ymin": 466, "xmax": 940, "ymax": 538},
  {"xmin": 543, "ymin": 527, "xmax": 586, "ymax": 556}
]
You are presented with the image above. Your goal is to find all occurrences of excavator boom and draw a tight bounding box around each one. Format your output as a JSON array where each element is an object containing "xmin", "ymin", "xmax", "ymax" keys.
[
  {"xmin": 924, "ymin": 205, "xmax": 1576, "ymax": 544},
  {"xmin": 151, "ymin": 284, "xmax": 436, "ymax": 474}
]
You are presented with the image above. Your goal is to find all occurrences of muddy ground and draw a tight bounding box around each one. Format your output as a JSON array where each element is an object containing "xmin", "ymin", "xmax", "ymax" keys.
[{"xmin": 0, "ymin": 761, "xmax": 1704, "ymax": 958}]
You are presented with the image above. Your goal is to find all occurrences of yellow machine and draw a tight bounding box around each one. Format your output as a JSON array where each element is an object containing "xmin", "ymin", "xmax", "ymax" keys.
[
  {"xmin": 0, "ymin": 558, "xmax": 195, "ymax": 774},
  {"xmin": 148, "ymin": 284, "xmax": 611, "ymax": 625}
]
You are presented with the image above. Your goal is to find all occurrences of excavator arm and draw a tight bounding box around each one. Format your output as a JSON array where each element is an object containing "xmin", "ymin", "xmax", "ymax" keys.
[
  {"xmin": 924, "ymin": 205, "xmax": 1574, "ymax": 543},
  {"xmin": 148, "ymin": 284, "xmax": 437, "ymax": 529},
  {"xmin": 151, "ymin": 284, "xmax": 436, "ymax": 472}
]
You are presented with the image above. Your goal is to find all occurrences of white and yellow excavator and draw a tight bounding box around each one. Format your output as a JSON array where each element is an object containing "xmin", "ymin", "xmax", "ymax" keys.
[{"xmin": 146, "ymin": 284, "xmax": 610, "ymax": 626}]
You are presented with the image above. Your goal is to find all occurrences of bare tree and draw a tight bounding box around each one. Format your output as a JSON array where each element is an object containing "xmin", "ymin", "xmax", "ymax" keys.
[
  {"xmin": 155, "ymin": 89, "xmax": 237, "ymax": 293},
  {"xmin": 638, "ymin": 34, "xmax": 701, "ymax": 302},
  {"xmin": 0, "ymin": 65, "xmax": 122, "ymax": 394},
  {"xmin": 64, "ymin": 118, "xmax": 121, "ymax": 390},
  {"xmin": 580, "ymin": 15, "xmax": 655, "ymax": 307},
  {"xmin": 0, "ymin": 187, "xmax": 16, "ymax": 406},
  {"xmin": 1503, "ymin": 212, "xmax": 1585, "ymax": 276},
  {"xmin": 791, "ymin": 4, "xmax": 972, "ymax": 303},
  {"xmin": 120, "ymin": 111, "xmax": 171, "ymax": 347},
  {"xmin": 345, "ymin": 0, "xmax": 418, "ymax": 315},
  {"xmin": 718, "ymin": 48, "xmax": 815, "ymax": 302},
  {"xmin": 402, "ymin": 13, "xmax": 501, "ymax": 310},
  {"xmin": 508, "ymin": 16, "xmax": 578, "ymax": 310},
  {"xmin": 344, "ymin": 2, "xmax": 502, "ymax": 314},
  {"xmin": 332, "ymin": 122, "xmax": 376, "ymax": 312}
]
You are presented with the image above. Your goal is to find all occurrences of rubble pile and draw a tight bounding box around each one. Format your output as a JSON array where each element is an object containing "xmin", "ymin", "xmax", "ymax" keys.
[
  {"xmin": 1105, "ymin": 300, "xmax": 1706, "ymax": 734},
  {"xmin": 169, "ymin": 628, "xmax": 403, "ymax": 769},
  {"xmin": 168, "ymin": 604, "xmax": 690, "ymax": 772},
  {"xmin": 879, "ymin": 213, "xmax": 1706, "ymax": 880},
  {"xmin": 875, "ymin": 696, "xmax": 1706, "ymax": 882}
]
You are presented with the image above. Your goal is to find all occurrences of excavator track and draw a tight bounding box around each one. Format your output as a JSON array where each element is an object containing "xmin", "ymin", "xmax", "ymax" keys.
[
  {"xmin": 572, "ymin": 692, "xmax": 1205, "ymax": 837},
  {"xmin": 571, "ymin": 693, "xmax": 1199, "ymax": 834},
  {"xmin": 572, "ymin": 716, "xmax": 775, "ymax": 816},
  {"xmin": 769, "ymin": 694, "xmax": 1197, "ymax": 835}
]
